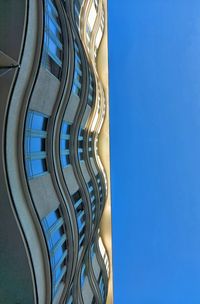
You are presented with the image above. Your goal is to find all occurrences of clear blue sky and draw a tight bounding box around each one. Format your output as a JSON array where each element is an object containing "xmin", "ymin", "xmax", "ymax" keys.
[{"xmin": 109, "ymin": 1, "xmax": 200, "ymax": 303}]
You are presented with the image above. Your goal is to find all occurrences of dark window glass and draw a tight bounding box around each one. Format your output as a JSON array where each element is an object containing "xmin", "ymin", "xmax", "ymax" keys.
[
  {"xmin": 42, "ymin": 0, "xmax": 63, "ymax": 80},
  {"xmin": 71, "ymin": 190, "xmax": 86, "ymax": 249},
  {"xmin": 72, "ymin": 190, "xmax": 81, "ymax": 203},
  {"xmin": 72, "ymin": 43, "xmax": 82, "ymax": 97},
  {"xmin": 87, "ymin": 72, "xmax": 94, "ymax": 106},
  {"xmin": 98, "ymin": 272, "xmax": 105, "ymax": 302},
  {"xmin": 42, "ymin": 208, "xmax": 68, "ymax": 298},
  {"xmin": 60, "ymin": 121, "xmax": 71, "ymax": 168},
  {"xmin": 78, "ymin": 128, "xmax": 84, "ymax": 160}
]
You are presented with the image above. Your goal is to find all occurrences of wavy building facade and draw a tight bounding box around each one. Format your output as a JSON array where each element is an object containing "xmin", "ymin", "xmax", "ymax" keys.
[{"xmin": 0, "ymin": 0, "xmax": 113, "ymax": 303}]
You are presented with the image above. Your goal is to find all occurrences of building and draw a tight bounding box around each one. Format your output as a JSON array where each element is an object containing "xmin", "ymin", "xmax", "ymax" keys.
[{"xmin": 0, "ymin": 0, "xmax": 113, "ymax": 303}]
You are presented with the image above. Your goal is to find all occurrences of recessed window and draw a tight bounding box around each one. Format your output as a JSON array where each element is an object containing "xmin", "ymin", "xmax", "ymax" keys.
[
  {"xmin": 42, "ymin": 208, "xmax": 68, "ymax": 298},
  {"xmin": 81, "ymin": 263, "xmax": 96, "ymax": 303},
  {"xmin": 78, "ymin": 128, "xmax": 84, "ymax": 161},
  {"xmin": 72, "ymin": 189, "xmax": 81, "ymax": 203},
  {"xmin": 42, "ymin": 0, "xmax": 63, "ymax": 79},
  {"xmin": 25, "ymin": 111, "xmax": 48, "ymax": 178},
  {"xmin": 72, "ymin": 190, "xmax": 86, "ymax": 248},
  {"xmin": 96, "ymin": 173, "xmax": 103, "ymax": 205},
  {"xmin": 74, "ymin": 0, "xmax": 81, "ymax": 30},
  {"xmin": 81, "ymin": 263, "xmax": 86, "ymax": 287},
  {"xmin": 88, "ymin": 180, "xmax": 96, "ymax": 222},
  {"xmin": 88, "ymin": 134, "xmax": 93, "ymax": 157},
  {"xmin": 98, "ymin": 272, "xmax": 105, "ymax": 303},
  {"xmin": 87, "ymin": 72, "xmax": 94, "ymax": 107},
  {"xmin": 91, "ymin": 297, "xmax": 96, "ymax": 304},
  {"xmin": 60, "ymin": 121, "xmax": 71, "ymax": 168},
  {"xmin": 72, "ymin": 42, "xmax": 82, "ymax": 97},
  {"xmin": 91, "ymin": 243, "xmax": 95, "ymax": 259}
]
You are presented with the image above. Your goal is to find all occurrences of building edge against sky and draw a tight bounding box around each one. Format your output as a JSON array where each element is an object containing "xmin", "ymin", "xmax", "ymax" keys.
[
  {"xmin": 96, "ymin": 0, "xmax": 113, "ymax": 302},
  {"xmin": 0, "ymin": 0, "xmax": 113, "ymax": 303}
]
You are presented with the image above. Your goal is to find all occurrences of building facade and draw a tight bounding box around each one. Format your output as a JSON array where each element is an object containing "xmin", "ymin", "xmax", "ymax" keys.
[{"xmin": 0, "ymin": 0, "xmax": 112, "ymax": 303}]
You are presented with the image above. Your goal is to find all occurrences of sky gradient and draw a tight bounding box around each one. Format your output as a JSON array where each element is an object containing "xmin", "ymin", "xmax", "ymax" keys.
[{"xmin": 109, "ymin": 1, "xmax": 200, "ymax": 303}]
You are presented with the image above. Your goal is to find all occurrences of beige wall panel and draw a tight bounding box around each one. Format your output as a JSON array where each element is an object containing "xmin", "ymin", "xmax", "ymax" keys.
[
  {"xmin": 29, "ymin": 173, "xmax": 59, "ymax": 219},
  {"xmin": 30, "ymin": 67, "xmax": 60, "ymax": 116}
]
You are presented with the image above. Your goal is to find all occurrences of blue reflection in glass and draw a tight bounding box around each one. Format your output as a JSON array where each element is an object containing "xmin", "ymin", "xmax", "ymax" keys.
[
  {"xmin": 46, "ymin": 210, "xmax": 57, "ymax": 228},
  {"xmin": 25, "ymin": 111, "xmax": 48, "ymax": 178},
  {"xmin": 81, "ymin": 264, "xmax": 86, "ymax": 287},
  {"xmin": 31, "ymin": 114, "xmax": 47, "ymax": 130},
  {"xmin": 54, "ymin": 245, "xmax": 63, "ymax": 265},
  {"xmin": 49, "ymin": 18, "xmax": 57, "ymax": 35},
  {"xmin": 31, "ymin": 159, "xmax": 45, "ymax": 176},
  {"xmin": 60, "ymin": 121, "xmax": 71, "ymax": 168},
  {"xmin": 42, "ymin": 208, "xmax": 67, "ymax": 298},
  {"xmin": 28, "ymin": 137, "xmax": 45, "ymax": 153}
]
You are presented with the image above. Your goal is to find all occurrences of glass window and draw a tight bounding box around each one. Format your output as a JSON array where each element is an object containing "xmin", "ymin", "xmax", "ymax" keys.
[
  {"xmin": 42, "ymin": 0, "xmax": 63, "ymax": 79},
  {"xmin": 60, "ymin": 154, "xmax": 70, "ymax": 167},
  {"xmin": 87, "ymin": 72, "xmax": 94, "ymax": 107},
  {"xmin": 88, "ymin": 180, "xmax": 96, "ymax": 222},
  {"xmin": 54, "ymin": 245, "xmax": 63, "ymax": 265},
  {"xmin": 31, "ymin": 114, "xmax": 48, "ymax": 130},
  {"xmin": 42, "ymin": 208, "xmax": 68, "ymax": 298},
  {"xmin": 72, "ymin": 190, "xmax": 81, "ymax": 203},
  {"xmin": 72, "ymin": 190, "xmax": 86, "ymax": 249},
  {"xmin": 88, "ymin": 134, "xmax": 93, "ymax": 157},
  {"xmin": 78, "ymin": 128, "xmax": 84, "ymax": 161},
  {"xmin": 98, "ymin": 272, "xmax": 105, "ymax": 303},
  {"xmin": 49, "ymin": 38, "xmax": 58, "ymax": 56},
  {"xmin": 27, "ymin": 137, "xmax": 45, "ymax": 153},
  {"xmin": 51, "ymin": 228, "xmax": 62, "ymax": 247},
  {"xmin": 24, "ymin": 111, "xmax": 48, "ymax": 178},
  {"xmin": 74, "ymin": 0, "xmax": 81, "ymax": 30},
  {"xmin": 81, "ymin": 263, "xmax": 86, "ymax": 287},
  {"xmin": 46, "ymin": 210, "xmax": 58, "ymax": 228},
  {"xmin": 91, "ymin": 243, "xmax": 95, "ymax": 259},
  {"xmin": 31, "ymin": 159, "xmax": 46, "ymax": 176},
  {"xmin": 60, "ymin": 121, "xmax": 71, "ymax": 168},
  {"xmin": 96, "ymin": 173, "xmax": 104, "ymax": 205},
  {"xmin": 72, "ymin": 42, "xmax": 82, "ymax": 97},
  {"xmin": 47, "ymin": 0, "xmax": 58, "ymax": 18},
  {"xmin": 62, "ymin": 122, "xmax": 70, "ymax": 134},
  {"xmin": 49, "ymin": 17, "xmax": 60, "ymax": 37}
]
